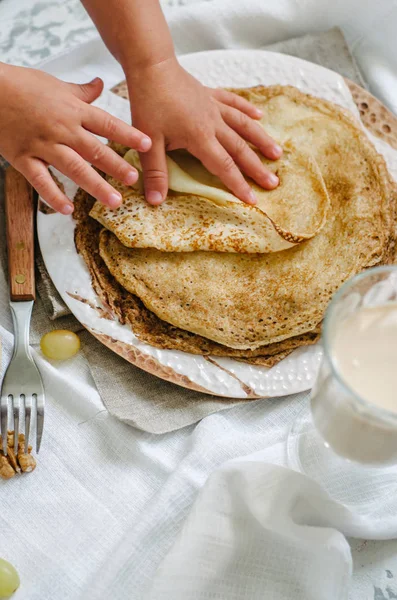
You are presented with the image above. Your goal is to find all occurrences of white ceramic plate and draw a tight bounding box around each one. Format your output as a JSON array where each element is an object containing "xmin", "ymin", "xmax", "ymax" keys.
[{"xmin": 37, "ymin": 49, "xmax": 396, "ymax": 399}]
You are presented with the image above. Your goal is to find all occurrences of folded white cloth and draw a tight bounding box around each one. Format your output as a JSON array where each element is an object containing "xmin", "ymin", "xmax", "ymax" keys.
[
  {"xmin": 146, "ymin": 457, "xmax": 397, "ymax": 600},
  {"xmin": 2, "ymin": 1, "xmax": 397, "ymax": 600},
  {"xmin": 147, "ymin": 463, "xmax": 354, "ymax": 600}
]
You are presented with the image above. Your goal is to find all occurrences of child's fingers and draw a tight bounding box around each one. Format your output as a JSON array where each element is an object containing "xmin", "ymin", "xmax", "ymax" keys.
[
  {"xmin": 139, "ymin": 138, "xmax": 168, "ymax": 205},
  {"xmin": 67, "ymin": 77, "xmax": 104, "ymax": 105},
  {"xmin": 192, "ymin": 139, "xmax": 257, "ymax": 205},
  {"xmin": 220, "ymin": 105, "xmax": 283, "ymax": 160},
  {"xmin": 217, "ymin": 127, "xmax": 279, "ymax": 190},
  {"xmin": 74, "ymin": 132, "xmax": 139, "ymax": 186},
  {"xmin": 49, "ymin": 145, "xmax": 123, "ymax": 208},
  {"xmin": 17, "ymin": 158, "xmax": 74, "ymax": 215},
  {"xmin": 213, "ymin": 89, "xmax": 264, "ymax": 120},
  {"xmin": 82, "ymin": 105, "xmax": 152, "ymax": 152}
]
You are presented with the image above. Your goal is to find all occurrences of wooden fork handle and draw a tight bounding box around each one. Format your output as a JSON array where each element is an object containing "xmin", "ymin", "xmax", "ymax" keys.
[{"xmin": 5, "ymin": 167, "xmax": 35, "ymax": 302}]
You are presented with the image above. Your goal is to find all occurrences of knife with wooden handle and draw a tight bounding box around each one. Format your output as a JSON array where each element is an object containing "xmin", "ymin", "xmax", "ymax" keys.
[{"xmin": 5, "ymin": 167, "xmax": 36, "ymax": 302}]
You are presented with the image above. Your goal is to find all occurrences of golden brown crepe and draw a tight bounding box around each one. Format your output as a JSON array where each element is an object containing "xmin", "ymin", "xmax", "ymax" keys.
[
  {"xmin": 74, "ymin": 186, "xmax": 319, "ymax": 364},
  {"xmin": 75, "ymin": 85, "xmax": 397, "ymax": 361},
  {"xmin": 96, "ymin": 86, "xmax": 396, "ymax": 351},
  {"xmin": 90, "ymin": 141, "xmax": 330, "ymax": 253}
]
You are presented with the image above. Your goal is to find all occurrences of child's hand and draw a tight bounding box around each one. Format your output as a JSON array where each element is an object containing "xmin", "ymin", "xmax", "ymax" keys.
[
  {"xmin": 127, "ymin": 58, "xmax": 282, "ymax": 206},
  {"xmin": 0, "ymin": 65, "xmax": 151, "ymax": 214}
]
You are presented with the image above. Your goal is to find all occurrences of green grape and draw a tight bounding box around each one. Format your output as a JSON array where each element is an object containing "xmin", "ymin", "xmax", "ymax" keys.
[
  {"xmin": 40, "ymin": 330, "xmax": 81, "ymax": 360},
  {"xmin": 0, "ymin": 559, "xmax": 20, "ymax": 598}
]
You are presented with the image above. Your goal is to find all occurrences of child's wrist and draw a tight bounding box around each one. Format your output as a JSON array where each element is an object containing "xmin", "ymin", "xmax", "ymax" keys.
[
  {"xmin": 120, "ymin": 43, "xmax": 176, "ymax": 75},
  {"xmin": 124, "ymin": 54, "xmax": 178, "ymax": 87}
]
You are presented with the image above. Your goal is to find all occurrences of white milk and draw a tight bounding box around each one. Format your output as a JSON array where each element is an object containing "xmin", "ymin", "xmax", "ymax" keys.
[{"xmin": 311, "ymin": 304, "xmax": 397, "ymax": 465}]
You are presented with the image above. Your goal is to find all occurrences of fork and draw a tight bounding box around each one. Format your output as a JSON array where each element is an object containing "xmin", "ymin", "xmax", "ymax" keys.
[{"xmin": 1, "ymin": 168, "xmax": 45, "ymax": 455}]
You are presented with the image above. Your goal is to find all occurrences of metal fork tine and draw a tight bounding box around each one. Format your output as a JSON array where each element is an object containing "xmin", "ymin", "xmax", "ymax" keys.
[
  {"xmin": 0, "ymin": 395, "xmax": 8, "ymax": 454},
  {"xmin": 35, "ymin": 393, "xmax": 44, "ymax": 453},
  {"xmin": 25, "ymin": 396, "xmax": 32, "ymax": 454},
  {"xmin": 13, "ymin": 395, "xmax": 20, "ymax": 452},
  {"xmin": 19, "ymin": 394, "xmax": 26, "ymax": 453}
]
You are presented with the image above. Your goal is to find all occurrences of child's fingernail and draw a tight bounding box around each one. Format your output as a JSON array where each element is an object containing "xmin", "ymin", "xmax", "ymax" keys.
[
  {"xmin": 139, "ymin": 137, "xmax": 152, "ymax": 152},
  {"xmin": 147, "ymin": 191, "xmax": 163, "ymax": 205},
  {"xmin": 267, "ymin": 173, "xmax": 279, "ymax": 187},
  {"xmin": 108, "ymin": 192, "xmax": 122, "ymax": 208},
  {"xmin": 90, "ymin": 77, "xmax": 102, "ymax": 85},
  {"xmin": 272, "ymin": 144, "xmax": 283, "ymax": 158},
  {"xmin": 255, "ymin": 108, "xmax": 263, "ymax": 117},
  {"xmin": 248, "ymin": 191, "xmax": 258, "ymax": 205},
  {"xmin": 124, "ymin": 170, "xmax": 138, "ymax": 185},
  {"xmin": 62, "ymin": 204, "xmax": 74, "ymax": 215}
]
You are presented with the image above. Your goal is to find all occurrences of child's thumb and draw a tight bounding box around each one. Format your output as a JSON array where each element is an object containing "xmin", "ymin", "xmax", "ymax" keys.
[{"xmin": 69, "ymin": 77, "xmax": 104, "ymax": 104}]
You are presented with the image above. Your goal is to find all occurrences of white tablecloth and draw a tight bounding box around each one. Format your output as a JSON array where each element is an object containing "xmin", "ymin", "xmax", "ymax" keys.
[{"xmin": 2, "ymin": 1, "xmax": 397, "ymax": 599}]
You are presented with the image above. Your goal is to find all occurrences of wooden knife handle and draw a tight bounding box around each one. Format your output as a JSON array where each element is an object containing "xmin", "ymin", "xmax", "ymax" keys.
[{"xmin": 5, "ymin": 167, "xmax": 35, "ymax": 302}]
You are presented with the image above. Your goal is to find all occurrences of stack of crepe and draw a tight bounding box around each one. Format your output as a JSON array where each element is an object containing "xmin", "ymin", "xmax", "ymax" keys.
[{"xmin": 74, "ymin": 85, "xmax": 397, "ymax": 366}]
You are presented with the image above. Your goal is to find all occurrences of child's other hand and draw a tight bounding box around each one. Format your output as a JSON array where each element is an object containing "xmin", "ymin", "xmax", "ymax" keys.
[
  {"xmin": 0, "ymin": 65, "xmax": 151, "ymax": 214},
  {"xmin": 127, "ymin": 57, "xmax": 282, "ymax": 206}
]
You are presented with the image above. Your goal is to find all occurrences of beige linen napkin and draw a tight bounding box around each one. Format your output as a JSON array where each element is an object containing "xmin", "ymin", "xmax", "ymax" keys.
[{"xmin": 0, "ymin": 28, "xmax": 366, "ymax": 433}]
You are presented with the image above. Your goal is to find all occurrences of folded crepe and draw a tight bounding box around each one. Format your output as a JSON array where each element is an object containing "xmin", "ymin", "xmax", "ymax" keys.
[
  {"xmin": 73, "ymin": 185, "xmax": 320, "ymax": 366},
  {"xmin": 95, "ymin": 86, "xmax": 396, "ymax": 352},
  {"xmin": 90, "ymin": 141, "xmax": 330, "ymax": 254}
]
